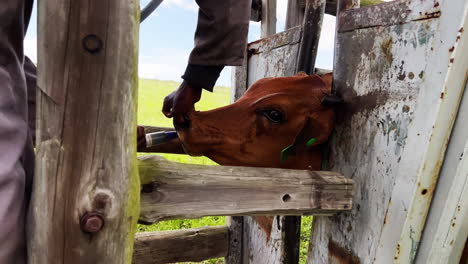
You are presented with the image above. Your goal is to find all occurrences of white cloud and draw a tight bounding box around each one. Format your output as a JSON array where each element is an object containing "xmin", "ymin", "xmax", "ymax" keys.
[
  {"xmin": 160, "ymin": 0, "xmax": 198, "ymax": 12},
  {"xmin": 138, "ymin": 47, "xmax": 189, "ymax": 81}
]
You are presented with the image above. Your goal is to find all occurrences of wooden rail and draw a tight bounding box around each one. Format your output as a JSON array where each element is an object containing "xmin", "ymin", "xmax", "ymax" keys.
[
  {"xmin": 138, "ymin": 156, "xmax": 353, "ymax": 223},
  {"xmin": 133, "ymin": 226, "xmax": 229, "ymax": 264}
]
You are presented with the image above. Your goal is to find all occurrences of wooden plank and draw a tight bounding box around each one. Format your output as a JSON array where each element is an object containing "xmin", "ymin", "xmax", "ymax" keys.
[
  {"xmin": 426, "ymin": 84, "xmax": 468, "ymax": 263},
  {"xmin": 231, "ymin": 24, "xmax": 315, "ymax": 264},
  {"xmin": 308, "ymin": 0, "xmax": 467, "ymax": 263},
  {"xmin": 231, "ymin": 53, "xmax": 249, "ymax": 103},
  {"xmin": 251, "ymin": 0, "xmax": 262, "ymax": 22},
  {"xmin": 296, "ymin": 0, "xmax": 327, "ymax": 74},
  {"xmin": 225, "ymin": 216, "xmax": 244, "ymax": 264},
  {"xmin": 227, "ymin": 53, "xmax": 248, "ymax": 263},
  {"xmin": 261, "ymin": 0, "xmax": 277, "ymax": 37},
  {"xmin": 138, "ymin": 156, "xmax": 353, "ymax": 223},
  {"xmin": 286, "ymin": 0, "xmax": 306, "ymax": 30},
  {"xmin": 414, "ymin": 9, "xmax": 468, "ymax": 264},
  {"xmin": 27, "ymin": 0, "xmax": 140, "ymax": 263},
  {"xmin": 133, "ymin": 226, "xmax": 229, "ymax": 264}
]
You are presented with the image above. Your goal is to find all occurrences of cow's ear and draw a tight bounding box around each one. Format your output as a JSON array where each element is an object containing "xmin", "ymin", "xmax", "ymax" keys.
[{"xmin": 281, "ymin": 113, "xmax": 334, "ymax": 162}]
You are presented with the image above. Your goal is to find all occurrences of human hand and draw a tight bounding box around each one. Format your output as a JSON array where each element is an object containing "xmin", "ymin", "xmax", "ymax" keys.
[{"xmin": 162, "ymin": 81, "xmax": 202, "ymax": 123}]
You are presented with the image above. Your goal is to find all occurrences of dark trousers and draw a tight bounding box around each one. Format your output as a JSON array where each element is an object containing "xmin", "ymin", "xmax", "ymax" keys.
[{"xmin": 0, "ymin": 0, "xmax": 36, "ymax": 263}]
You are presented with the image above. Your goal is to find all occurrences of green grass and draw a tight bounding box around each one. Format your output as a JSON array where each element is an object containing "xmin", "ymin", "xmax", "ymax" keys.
[{"xmin": 137, "ymin": 79, "xmax": 312, "ymax": 264}]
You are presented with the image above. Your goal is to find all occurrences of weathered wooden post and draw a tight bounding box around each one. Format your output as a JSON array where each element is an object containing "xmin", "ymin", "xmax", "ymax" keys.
[{"xmin": 27, "ymin": 0, "xmax": 140, "ymax": 263}]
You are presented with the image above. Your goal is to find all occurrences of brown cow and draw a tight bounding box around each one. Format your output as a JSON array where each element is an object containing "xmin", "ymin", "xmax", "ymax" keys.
[
  {"xmin": 175, "ymin": 72, "xmax": 336, "ymax": 170},
  {"xmin": 173, "ymin": 72, "xmax": 337, "ymax": 240}
]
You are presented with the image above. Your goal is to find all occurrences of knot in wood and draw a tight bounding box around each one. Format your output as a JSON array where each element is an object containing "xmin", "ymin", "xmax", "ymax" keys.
[
  {"xmin": 82, "ymin": 34, "xmax": 103, "ymax": 54},
  {"xmin": 80, "ymin": 212, "xmax": 104, "ymax": 233}
]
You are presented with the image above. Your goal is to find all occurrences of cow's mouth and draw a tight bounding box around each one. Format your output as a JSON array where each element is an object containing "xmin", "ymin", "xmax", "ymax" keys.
[
  {"xmin": 173, "ymin": 113, "xmax": 191, "ymax": 130},
  {"xmin": 173, "ymin": 114, "xmax": 203, "ymax": 156}
]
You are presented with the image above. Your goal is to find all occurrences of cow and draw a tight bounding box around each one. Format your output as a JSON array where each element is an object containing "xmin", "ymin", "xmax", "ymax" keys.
[
  {"xmin": 174, "ymin": 72, "xmax": 336, "ymax": 170},
  {"xmin": 171, "ymin": 72, "xmax": 338, "ymax": 240}
]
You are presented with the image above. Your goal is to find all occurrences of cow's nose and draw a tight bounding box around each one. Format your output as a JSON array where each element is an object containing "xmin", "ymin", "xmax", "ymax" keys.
[{"xmin": 174, "ymin": 113, "xmax": 191, "ymax": 130}]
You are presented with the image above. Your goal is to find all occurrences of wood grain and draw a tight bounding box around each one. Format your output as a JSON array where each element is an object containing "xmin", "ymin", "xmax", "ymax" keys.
[
  {"xmin": 139, "ymin": 156, "xmax": 353, "ymax": 223},
  {"xmin": 261, "ymin": 0, "xmax": 277, "ymax": 37},
  {"xmin": 28, "ymin": 0, "xmax": 140, "ymax": 263},
  {"xmin": 133, "ymin": 226, "xmax": 228, "ymax": 264}
]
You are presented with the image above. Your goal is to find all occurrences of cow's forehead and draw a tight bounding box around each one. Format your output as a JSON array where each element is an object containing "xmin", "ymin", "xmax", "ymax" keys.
[{"xmin": 245, "ymin": 75, "xmax": 328, "ymax": 97}]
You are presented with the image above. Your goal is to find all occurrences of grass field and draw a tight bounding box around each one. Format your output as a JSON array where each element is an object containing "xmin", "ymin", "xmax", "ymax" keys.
[{"xmin": 137, "ymin": 79, "xmax": 312, "ymax": 264}]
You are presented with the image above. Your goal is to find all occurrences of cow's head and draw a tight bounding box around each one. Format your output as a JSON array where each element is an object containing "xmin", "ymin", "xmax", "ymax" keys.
[{"xmin": 175, "ymin": 72, "xmax": 337, "ymax": 170}]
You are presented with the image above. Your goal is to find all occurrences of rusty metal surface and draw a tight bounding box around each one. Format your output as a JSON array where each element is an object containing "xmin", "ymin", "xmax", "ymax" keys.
[
  {"xmin": 338, "ymin": 0, "xmax": 441, "ymax": 32},
  {"xmin": 308, "ymin": 0, "xmax": 467, "ymax": 263},
  {"xmin": 247, "ymin": 26, "xmax": 302, "ymax": 87}
]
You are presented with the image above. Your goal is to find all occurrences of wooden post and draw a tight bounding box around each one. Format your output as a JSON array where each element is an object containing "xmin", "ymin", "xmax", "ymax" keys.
[
  {"xmin": 296, "ymin": 0, "xmax": 327, "ymax": 74},
  {"xmin": 285, "ymin": 0, "xmax": 306, "ymax": 30},
  {"xmin": 261, "ymin": 0, "xmax": 277, "ymax": 37},
  {"xmin": 27, "ymin": 0, "xmax": 140, "ymax": 263}
]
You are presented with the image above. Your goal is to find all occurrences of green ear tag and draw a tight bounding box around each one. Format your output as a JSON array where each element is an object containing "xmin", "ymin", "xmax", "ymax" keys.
[
  {"xmin": 306, "ymin": 138, "xmax": 316, "ymax": 147},
  {"xmin": 280, "ymin": 145, "xmax": 294, "ymax": 162}
]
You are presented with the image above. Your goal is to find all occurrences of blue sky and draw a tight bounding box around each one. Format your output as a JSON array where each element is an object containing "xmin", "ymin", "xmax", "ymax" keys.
[{"xmin": 24, "ymin": 0, "xmax": 336, "ymax": 87}]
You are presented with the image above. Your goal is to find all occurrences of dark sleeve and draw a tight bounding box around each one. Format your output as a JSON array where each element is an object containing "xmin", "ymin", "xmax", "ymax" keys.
[
  {"xmin": 188, "ymin": 0, "xmax": 251, "ymax": 66},
  {"xmin": 181, "ymin": 64, "xmax": 223, "ymax": 92},
  {"xmin": 24, "ymin": 56, "xmax": 36, "ymax": 145}
]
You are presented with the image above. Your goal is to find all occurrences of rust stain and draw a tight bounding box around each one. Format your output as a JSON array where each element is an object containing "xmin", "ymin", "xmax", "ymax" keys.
[
  {"xmin": 450, "ymin": 58, "xmax": 454, "ymax": 63},
  {"xmin": 328, "ymin": 239, "xmax": 361, "ymax": 264},
  {"xmin": 421, "ymin": 189, "xmax": 428, "ymax": 195},
  {"xmin": 434, "ymin": 2, "xmax": 439, "ymax": 7},
  {"xmin": 252, "ymin": 216, "xmax": 273, "ymax": 241},
  {"xmin": 381, "ymin": 38, "xmax": 394, "ymax": 64},
  {"xmin": 460, "ymin": 27, "xmax": 464, "ymax": 33},
  {"xmin": 449, "ymin": 46, "xmax": 455, "ymax": 52},
  {"xmin": 412, "ymin": 11, "xmax": 441, "ymax": 22},
  {"xmin": 440, "ymin": 92, "xmax": 444, "ymax": 99},
  {"xmin": 398, "ymin": 72, "xmax": 406, "ymax": 80},
  {"xmin": 247, "ymin": 48, "xmax": 260, "ymax": 59},
  {"xmin": 419, "ymin": 71, "xmax": 425, "ymax": 79},
  {"xmin": 394, "ymin": 243, "xmax": 401, "ymax": 260},
  {"xmin": 408, "ymin": 72, "xmax": 415, "ymax": 80}
]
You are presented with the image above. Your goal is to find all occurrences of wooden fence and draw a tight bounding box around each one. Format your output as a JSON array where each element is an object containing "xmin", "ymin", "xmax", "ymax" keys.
[{"xmin": 27, "ymin": 0, "xmax": 468, "ymax": 263}]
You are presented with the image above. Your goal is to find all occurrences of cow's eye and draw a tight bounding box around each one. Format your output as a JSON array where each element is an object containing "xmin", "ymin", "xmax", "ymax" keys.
[{"xmin": 262, "ymin": 109, "xmax": 284, "ymax": 123}]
